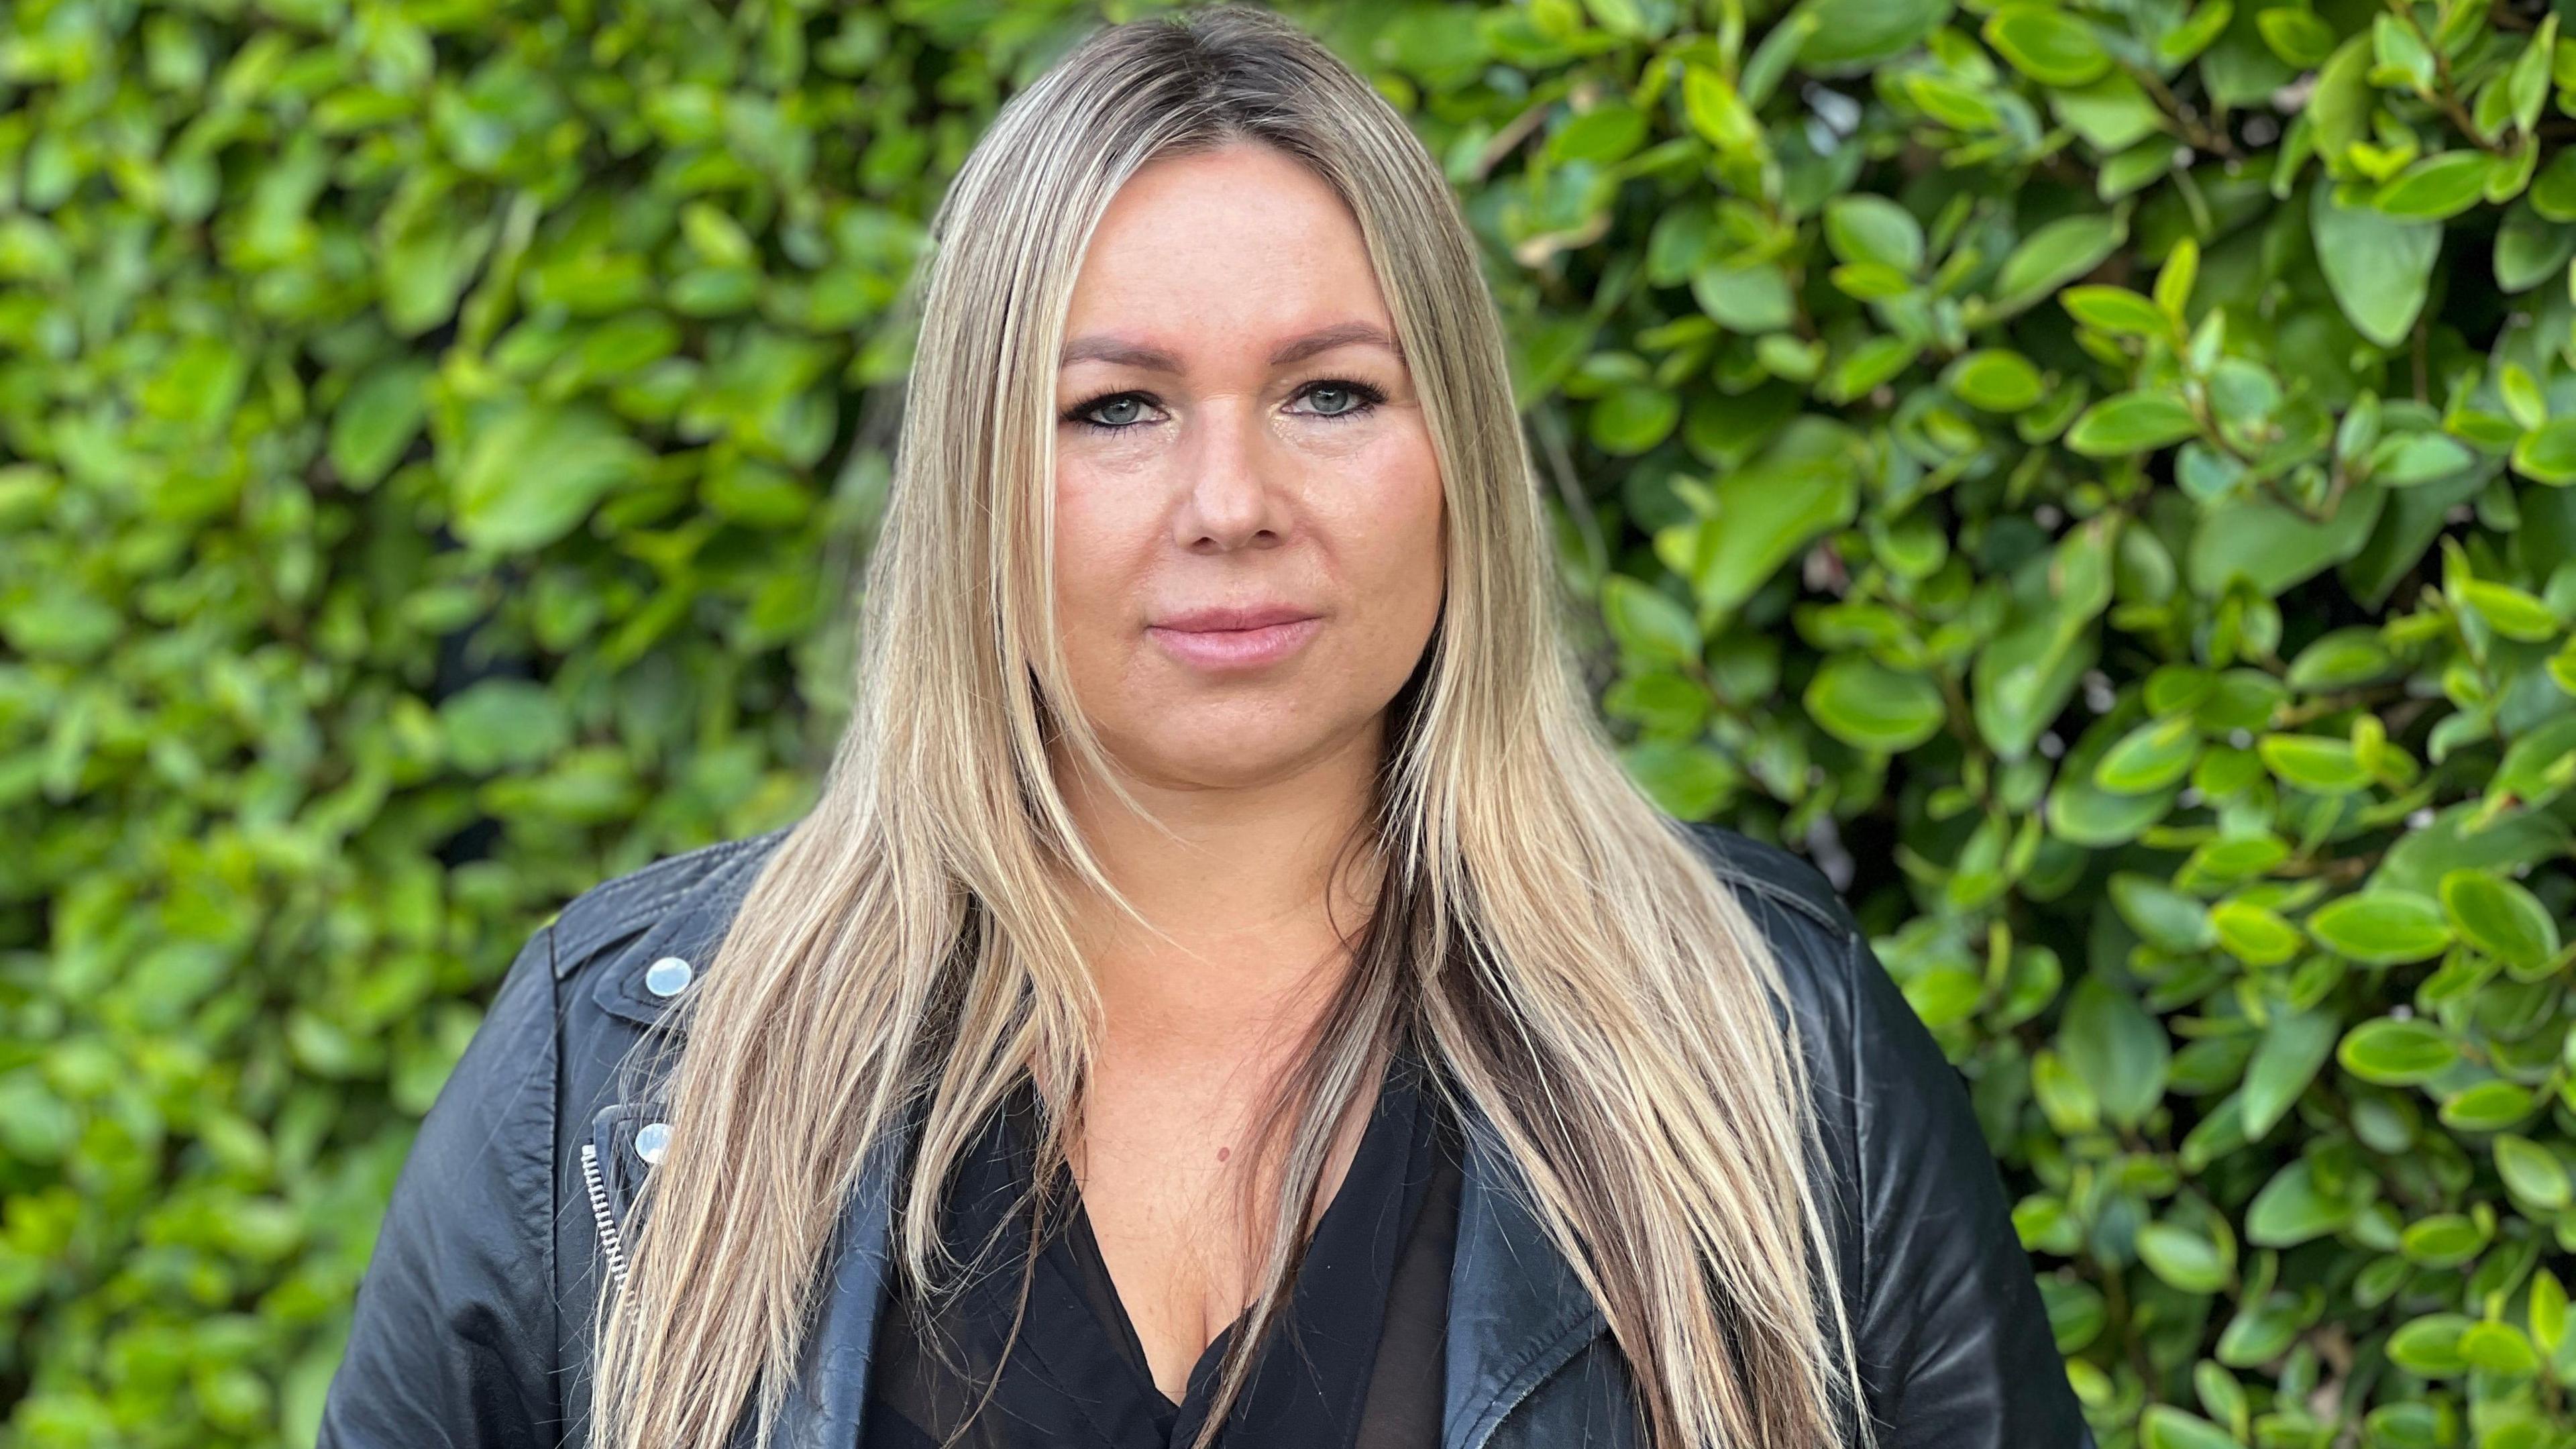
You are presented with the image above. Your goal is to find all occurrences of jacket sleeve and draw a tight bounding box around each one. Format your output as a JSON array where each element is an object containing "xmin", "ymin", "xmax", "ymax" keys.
[
  {"xmin": 317, "ymin": 922, "xmax": 562, "ymax": 1449},
  {"xmin": 1847, "ymin": 928, "xmax": 2096, "ymax": 1449}
]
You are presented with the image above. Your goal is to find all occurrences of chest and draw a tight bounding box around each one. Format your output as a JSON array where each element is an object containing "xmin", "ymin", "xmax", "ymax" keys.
[{"xmin": 1071, "ymin": 1077, "xmax": 1379, "ymax": 1392}]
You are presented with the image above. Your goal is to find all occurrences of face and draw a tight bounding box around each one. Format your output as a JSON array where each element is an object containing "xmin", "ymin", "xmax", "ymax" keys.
[{"xmin": 1044, "ymin": 140, "xmax": 1446, "ymax": 796}]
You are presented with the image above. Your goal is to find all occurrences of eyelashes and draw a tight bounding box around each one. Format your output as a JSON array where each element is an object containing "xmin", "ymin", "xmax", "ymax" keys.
[{"xmin": 1058, "ymin": 378, "xmax": 1390, "ymax": 436}]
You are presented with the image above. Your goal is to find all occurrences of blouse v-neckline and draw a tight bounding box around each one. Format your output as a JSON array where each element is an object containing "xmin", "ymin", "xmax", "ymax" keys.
[
  {"xmin": 1049, "ymin": 1065, "xmax": 1415, "ymax": 1426},
  {"xmin": 861, "ymin": 1050, "xmax": 1461, "ymax": 1449}
]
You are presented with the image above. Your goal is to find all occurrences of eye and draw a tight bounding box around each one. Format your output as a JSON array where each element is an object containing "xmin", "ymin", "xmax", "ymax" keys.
[
  {"xmin": 1061, "ymin": 390, "xmax": 1161, "ymax": 435},
  {"xmin": 1291, "ymin": 379, "xmax": 1387, "ymax": 421}
]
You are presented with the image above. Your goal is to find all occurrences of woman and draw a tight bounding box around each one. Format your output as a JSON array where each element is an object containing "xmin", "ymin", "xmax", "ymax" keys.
[{"xmin": 318, "ymin": 7, "xmax": 2091, "ymax": 1449}]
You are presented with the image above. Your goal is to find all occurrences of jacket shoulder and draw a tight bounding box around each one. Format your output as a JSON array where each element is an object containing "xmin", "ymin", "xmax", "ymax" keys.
[
  {"xmin": 1676, "ymin": 820, "xmax": 1862, "ymax": 946},
  {"xmin": 548, "ymin": 824, "xmax": 796, "ymax": 980},
  {"xmin": 1671, "ymin": 819, "xmax": 1869, "ymax": 1124}
]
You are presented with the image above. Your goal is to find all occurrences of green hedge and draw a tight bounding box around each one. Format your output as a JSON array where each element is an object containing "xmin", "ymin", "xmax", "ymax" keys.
[{"xmin": 5, "ymin": 0, "xmax": 2573, "ymax": 1444}]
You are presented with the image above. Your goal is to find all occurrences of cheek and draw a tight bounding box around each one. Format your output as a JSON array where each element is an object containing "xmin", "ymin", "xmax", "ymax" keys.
[
  {"xmin": 1371, "ymin": 433, "xmax": 1446, "ymax": 572},
  {"xmin": 1335, "ymin": 437, "xmax": 1447, "ymax": 638},
  {"xmin": 1049, "ymin": 464, "xmax": 1148, "ymax": 610}
]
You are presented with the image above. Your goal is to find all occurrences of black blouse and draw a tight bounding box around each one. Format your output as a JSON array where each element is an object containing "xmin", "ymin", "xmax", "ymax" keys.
[{"xmin": 861, "ymin": 1051, "xmax": 1465, "ymax": 1448}]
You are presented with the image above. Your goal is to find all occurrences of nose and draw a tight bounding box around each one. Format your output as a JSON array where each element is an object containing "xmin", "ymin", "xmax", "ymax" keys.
[{"xmin": 1172, "ymin": 397, "xmax": 1291, "ymax": 552}]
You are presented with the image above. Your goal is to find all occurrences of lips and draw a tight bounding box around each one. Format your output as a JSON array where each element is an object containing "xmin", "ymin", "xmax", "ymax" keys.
[
  {"xmin": 1144, "ymin": 604, "xmax": 1324, "ymax": 671},
  {"xmin": 1149, "ymin": 602, "xmax": 1321, "ymax": 633}
]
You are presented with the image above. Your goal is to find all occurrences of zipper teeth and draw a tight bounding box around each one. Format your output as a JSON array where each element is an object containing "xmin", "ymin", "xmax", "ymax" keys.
[{"xmin": 578, "ymin": 1140, "xmax": 630, "ymax": 1295}]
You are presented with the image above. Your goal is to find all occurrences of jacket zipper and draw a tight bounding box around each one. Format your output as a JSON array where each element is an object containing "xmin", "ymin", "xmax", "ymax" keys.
[{"xmin": 578, "ymin": 1140, "xmax": 630, "ymax": 1295}]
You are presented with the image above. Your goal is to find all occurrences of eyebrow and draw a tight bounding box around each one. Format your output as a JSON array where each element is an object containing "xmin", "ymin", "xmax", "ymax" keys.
[{"xmin": 1058, "ymin": 321, "xmax": 1405, "ymax": 372}]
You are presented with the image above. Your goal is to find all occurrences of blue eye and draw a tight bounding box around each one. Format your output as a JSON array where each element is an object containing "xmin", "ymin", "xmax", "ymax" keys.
[
  {"xmin": 1080, "ymin": 396, "xmax": 1148, "ymax": 430},
  {"xmin": 1297, "ymin": 381, "xmax": 1385, "ymax": 419},
  {"xmin": 1061, "ymin": 391, "xmax": 1154, "ymax": 435}
]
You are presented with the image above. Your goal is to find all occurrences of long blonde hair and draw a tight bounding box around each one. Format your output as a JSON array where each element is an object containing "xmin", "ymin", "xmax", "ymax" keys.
[{"xmin": 586, "ymin": 8, "xmax": 1874, "ymax": 1448}]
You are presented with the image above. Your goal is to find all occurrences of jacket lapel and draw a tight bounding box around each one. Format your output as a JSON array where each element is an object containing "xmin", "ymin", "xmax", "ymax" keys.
[
  {"xmin": 1441, "ymin": 1107, "xmax": 1611, "ymax": 1449},
  {"xmin": 743, "ymin": 1126, "xmax": 902, "ymax": 1449}
]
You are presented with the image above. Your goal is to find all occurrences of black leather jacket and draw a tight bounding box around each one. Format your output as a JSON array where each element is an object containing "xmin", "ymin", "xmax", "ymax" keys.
[{"xmin": 316, "ymin": 822, "xmax": 2096, "ymax": 1449}]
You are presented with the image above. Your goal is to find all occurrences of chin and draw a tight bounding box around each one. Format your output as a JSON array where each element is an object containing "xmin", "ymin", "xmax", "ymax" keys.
[
  {"xmin": 1092, "ymin": 711, "xmax": 1330, "ymax": 788},
  {"xmin": 1139, "ymin": 733, "xmax": 1311, "ymax": 788}
]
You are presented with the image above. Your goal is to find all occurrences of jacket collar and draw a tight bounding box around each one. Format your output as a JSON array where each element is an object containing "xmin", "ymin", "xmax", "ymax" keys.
[{"xmin": 616, "ymin": 843, "xmax": 1607, "ymax": 1449}]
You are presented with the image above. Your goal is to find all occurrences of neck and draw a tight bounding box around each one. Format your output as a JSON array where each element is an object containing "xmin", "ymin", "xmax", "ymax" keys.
[{"xmin": 1049, "ymin": 727, "xmax": 1387, "ymax": 1067}]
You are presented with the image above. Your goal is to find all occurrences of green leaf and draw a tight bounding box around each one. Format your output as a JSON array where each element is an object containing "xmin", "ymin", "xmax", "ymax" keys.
[
  {"xmin": 2401, "ymin": 1212, "xmax": 2489, "ymax": 1267},
  {"xmin": 1602, "ymin": 576, "xmax": 1701, "ymax": 665},
  {"xmin": 2461, "ymin": 1321, "xmax": 2540, "ymax": 1375},
  {"xmin": 2286, "ymin": 628, "xmax": 2396, "ymax": 690},
  {"xmin": 2096, "ymin": 714, "xmax": 2202, "ymax": 793},
  {"xmin": 1803, "ymin": 657, "xmax": 1946, "ymax": 751},
  {"xmin": 2441, "ymin": 1079, "xmax": 2539, "ymax": 1132},
  {"xmin": 2309, "ymin": 891, "xmax": 2452, "ymax": 964},
  {"xmin": 2366, "ymin": 431, "xmax": 2474, "ymax": 486},
  {"xmin": 2535, "ymin": 1271, "xmax": 2569, "ymax": 1358},
  {"xmin": 1680, "ymin": 69, "xmax": 1760, "ymax": 152},
  {"xmin": 680, "ymin": 201, "xmax": 756, "ymax": 268},
  {"xmin": 438, "ymin": 678, "xmax": 572, "ymax": 773},
  {"xmin": 2141, "ymin": 1405, "xmax": 2242, "ymax": 1449},
  {"xmin": 329, "ymin": 360, "xmax": 435, "ymax": 490},
  {"xmin": 1792, "ymin": 0, "xmax": 1955, "ymax": 71},
  {"xmin": 2061, "ymin": 975, "xmax": 2171, "ymax": 1128},
  {"xmin": 2461, "ymin": 578, "xmax": 2561, "ymax": 641},
  {"xmin": 2513, "ymin": 418, "xmax": 2576, "ymax": 486},
  {"xmin": 2245, "ymin": 1158, "xmax": 2350, "ymax": 1244},
  {"xmin": 2257, "ymin": 7, "xmax": 2337, "ymax": 65},
  {"xmin": 2241, "ymin": 1006, "xmax": 2337, "ymax": 1138},
  {"xmin": 2439, "ymin": 869, "xmax": 2559, "ymax": 971},
  {"xmin": 2061, "ymin": 284, "xmax": 2173, "ymax": 336},
  {"xmin": 449, "ymin": 402, "xmax": 650, "ymax": 553},
  {"xmin": 2049, "ymin": 72, "xmax": 2163, "ymax": 151},
  {"xmin": 2496, "ymin": 1133, "xmax": 2571, "ymax": 1210},
  {"xmin": 2308, "ymin": 36, "xmax": 2373, "ymax": 159},
  {"xmin": 1941, "ymin": 350, "xmax": 2045, "ymax": 412},
  {"xmin": 2188, "ymin": 484, "xmax": 2388, "ymax": 597},
  {"xmin": 1690, "ymin": 261, "xmax": 1797, "ymax": 333},
  {"xmin": 1990, "ymin": 212, "xmax": 2127, "ymax": 317},
  {"xmin": 2136, "ymin": 1222, "xmax": 2228, "ymax": 1293},
  {"xmin": 2157, "ymin": 0, "xmax": 2235, "ymax": 66},
  {"xmin": 2386, "ymin": 1314, "xmax": 2473, "ymax": 1375},
  {"xmin": 2310, "ymin": 184, "xmax": 2440, "ymax": 347},
  {"xmin": 1623, "ymin": 739, "xmax": 1742, "ymax": 818},
  {"xmin": 1822, "ymin": 194, "xmax": 1925, "ymax": 273},
  {"xmin": 2111, "ymin": 871, "xmax": 2217, "ymax": 951},
  {"xmin": 2047, "ymin": 777, "xmax": 2178, "ymax": 845},
  {"xmin": 2532, "ymin": 148, "xmax": 2576, "ymax": 222},
  {"xmin": 2212, "ymin": 899, "xmax": 2304, "ymax": 967},
  {"xmin": 2373, "ymin": 152, "xmax": 2498, "ymax": 219},
  {"xmin": 2256, "ymin": 733, "xmax": 2369, "ymax": 792},
  {"xmin": 2339, "ymin": 1016, "xmax": 2456, "ymax": 1082},
  {"xmin": 1657, "ymin": 416, "xmax": 1861, "ymax": 616},
  {"xmin": 1590, "ymin": 384, "xmax": 1682, "ymax": 455},
  {"xmin": 1984, "ymin": 5, "xmax": 2111, "ymax": 85},
  {"xmin": 2496, "ymin": 201, "xmax": 2576, "ymax": 293},
  {"xmin": 2068, "ymin": 391, "xmax": 2201, "ymax": 455}
]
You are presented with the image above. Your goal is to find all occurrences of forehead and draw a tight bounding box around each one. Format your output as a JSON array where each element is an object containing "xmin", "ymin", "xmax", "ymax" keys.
[{"xmin": 1061, "ymin": 143, "xmax": 1395, "ymax": 355}]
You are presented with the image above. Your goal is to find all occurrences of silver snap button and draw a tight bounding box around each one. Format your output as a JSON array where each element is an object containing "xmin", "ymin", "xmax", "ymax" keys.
[
  {"xmin": 635, "ymin": 1121, "xmax": 670, "ymax": 1166},
  {"xmin": 644, "ymin": 956, "xmax": 693, "ymax": 998}
]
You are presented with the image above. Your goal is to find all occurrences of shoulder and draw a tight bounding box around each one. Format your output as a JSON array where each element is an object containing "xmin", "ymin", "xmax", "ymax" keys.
[
  {"xmin": 547, "ymin": 824, "xmax": 798, "ymax": 981},
  {"xmin": 1673, "ymin": 819, "xmax": 1862, "ymax": 947},
  {"xmin": 1668, "ymin": 818, "xmax": 1935, "ymax": 1106},
  {"xmin": 1671, "ymin": 820, "xmax": 1870, "ymax": 1045}
]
